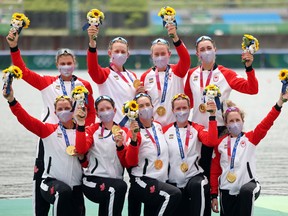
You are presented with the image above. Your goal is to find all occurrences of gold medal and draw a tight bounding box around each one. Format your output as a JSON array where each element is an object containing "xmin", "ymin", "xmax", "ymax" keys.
[
  {"xmin": 66, "ymin": 146, "xmax": 76, "ymax": 156},
  {"xmin": 111, "ymin": 125, "xmax": 121, "ymax": 135},
  {"xmin": 154, "ymin": 159, "xmax": 163, "ymax": 170},
  {"xmin": 180, "ymin": 162, "xmax": 189, "ymax": 173},
  {"xmin": 156, "ymin": 106, "xmax": 166, "ymax": 116},
  {"xmin": 133, "ymin": 79, "xmax": 141, "ymax": 89},
  {"xmin": 199, "ymin": 103, "xmax": 206, "ymax": 113},
  {"xmin": 226, "ymin": 172, "xmax": 237, "ymax": 183}
]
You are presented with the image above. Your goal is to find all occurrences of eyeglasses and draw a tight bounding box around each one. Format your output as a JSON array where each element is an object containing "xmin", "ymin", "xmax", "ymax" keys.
[
  {"xmin": 225, "ymin": 107, "xmax": 239, "ymax": 114},
  {"xmin": 109, "ymin": 37, "xmax": 128, "ymax": 45},
  {"xmin": 95, "ymin": 95, "xmax": 115, "ymax": 107},
  {"xmin": 134, "ymin": 93, "xmax": 152, "ymax": 101},
  {"xmin": 55, "ymin": 95, "xmax": 71, "ymax": 103},
  {"xmin": 56, "ymin": 48, "xmax": 75, "ymax": 57},
  {"xmin": 172, "ymin": 93, "xmax": 190, "ymax": 102},
  {"xmin": 195, "ymin": 36, "xmax": 214, "ymax": 47},
  {"xmin": 151, "ymin": 38, "xmax": 170, "ymax": 48}
]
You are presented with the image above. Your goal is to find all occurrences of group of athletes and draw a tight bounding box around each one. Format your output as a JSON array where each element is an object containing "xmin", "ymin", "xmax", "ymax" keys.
[{"xmin": 3, "ymin": 21, "xmax": 288, "ymax": 216}]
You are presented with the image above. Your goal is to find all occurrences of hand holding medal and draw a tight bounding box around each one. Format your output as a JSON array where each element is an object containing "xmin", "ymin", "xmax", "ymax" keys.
[
  {"xmin": 241, "ymin": 34, "xmax": 259, "ymax": 63},
  {"xmin": 202, "ymin": 84, "xmax": 221, "ymax": 113},
  {"xmin": 82, "ymin": 8, "xmax": 104, "ymax": 40},
  {"xmin": 2, "ymin": 65, "xmax": 23, "ymax": 95},
  {"xmin": 8, "ymin": 13, "xmax": 30, "ymax": 41},
  {"xmin": 158, "ymin": 6, "xmax": 177, "ymax": 38}
]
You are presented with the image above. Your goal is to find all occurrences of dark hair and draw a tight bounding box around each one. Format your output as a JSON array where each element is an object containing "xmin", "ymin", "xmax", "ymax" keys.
[{"xmin": 94, "ymin": 95, "xmax": 115, "ymax": 111}]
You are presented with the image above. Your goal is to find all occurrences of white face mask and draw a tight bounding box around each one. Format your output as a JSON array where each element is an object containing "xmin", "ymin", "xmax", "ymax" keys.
[
  {"xmin": 58, "ymin": 65, "xmax": 74, "ymax": 77},
  {"xmin": 56, "ymin": 110, "xmax": 73, "ymax": 123},
  {"xmin": 199, "ymin": 50, "xmax": 216, "ymax": 64},
  {"xmin": 153, "ymin": 56, "xmax": 169, "ymax": 69},
  {"xmin": 111, "ymin": 53, "xmax": 128, "ymax": 67},
  {"xmin": 138, "ymin": 107, "xmax": 153, "ymax": 120},
  {"xmin": 175, "ymin": 110, "xmax": 190, "ymax": 123},
  {"xmin": 98, "ymin": 110, "xmax": 115, "ymax": 123},
  {"xmin": 227, "ymin": 122, "xmax": 243, "ymax": 136}
]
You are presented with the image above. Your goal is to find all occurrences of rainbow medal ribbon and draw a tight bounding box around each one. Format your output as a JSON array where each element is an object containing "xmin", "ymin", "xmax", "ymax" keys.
[{"xmin": 2, "ymin": 65, "xmax": 23, "ymax": 95}]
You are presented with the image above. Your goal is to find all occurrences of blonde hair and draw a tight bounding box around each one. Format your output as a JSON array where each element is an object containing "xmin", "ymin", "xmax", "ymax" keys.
[{"xmin": 222, "ymin": 100, "xmax": 245, "ymax": 123}]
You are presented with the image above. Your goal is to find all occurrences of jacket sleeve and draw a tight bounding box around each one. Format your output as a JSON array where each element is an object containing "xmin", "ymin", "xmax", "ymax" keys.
[
  {"xmin": 246, "ymin": 105, "xmax": 281, "ymax": 145},
  {"xmin": 75, "ymin": 124, "xmax": 98, "ymax": 154},
  {"xmin": 87, "ymin": 47, "xmax": 110, "ymax": 84},
  {"xmin": 116, "ymin": 127, "xmax": 129, "ymax": 168},
  {"xmin": 210, "ymin": 146, "xmax": 222, "ymax": 196},
  {"xmin": 171, "ymin": 40, "xmax": 191, "ymax": 78},
  {"xmin": 221, "ymin": 66, "xmax": 258, "ymax": 95},
  {"xmin": 78, "ymin": 78, "xmax": 96, "ymax": 126},
  {"xmin": 10, "ymin": 47, "xmax": 55, "ymax": 90},
  {"xmin": 196, "ymin": 117, "xmax": 218, "ymax": 147},
  {"xmin": 10, "ymin": 100, "xmax": 54, "ymax": 138},
  {"xmin": 125, "ymin": 130, "xmax": 142, "ymax": 168}
]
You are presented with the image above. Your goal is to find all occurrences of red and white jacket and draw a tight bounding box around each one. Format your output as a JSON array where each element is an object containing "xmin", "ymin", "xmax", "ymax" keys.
[
  {"xmin": 87, "ymin": 47, "xmax": 138, "ymax": 123},
  {"xmin": 125, "ymin": 121, "xmax": 169, "ymax": 182},
  {"xmin": 141, "ymin": 40, "xmax": 191, "ymax": 127},
  {"xmin": 163, "ymin": 119, "xmax": 218, "ymax": 188},
  {"xmin": 210, "ymin": 105, "xmax": 281, "ymax": 196},
  {"xmin": 184, "ymin": 64, "xmax": 258, "ymax": 128},
  {"xmin": 10, "ymin": 101, "xmax": 82, "ymax": 188},
  {"xmin": 11, "ymin": 48, "xmax": 96, "ymax": 125},
  {"xmin": 76, "ymin": 123, "xmax": 128, "ymax": 179}
]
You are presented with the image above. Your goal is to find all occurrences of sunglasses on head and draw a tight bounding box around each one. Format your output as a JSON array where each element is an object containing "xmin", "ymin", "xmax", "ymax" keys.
[
  {"xmin": 95, "ymin": 95, "xmax": 115, "ymax": 107},
  {"xmin": 172, "ymin": 93, "xmax": 189, "ymax": 102},
  {"xmin": 225, "ymin": 107, "xmax": 239, "ymax": 114},
  {"xmin": 56, "ymin": 48, "xmax": 75, "ymax": 57},
  {"xmin": 109, "ymin": 37, "xmax": 128, "ymax": 45},
  {"xmin": 134, "ymin": 93, "xmax": 152, "ymax": 101},
  {"xmin": 55, "ymin": 95, "xmax": 71, "ymax": 103},
  {"xmin": 195, "ymin": 36, "xmax": 214, "ymax": 47},
  {"xmin": 151, "ymin": 38, "xmax": 170, "ymax": 48}
]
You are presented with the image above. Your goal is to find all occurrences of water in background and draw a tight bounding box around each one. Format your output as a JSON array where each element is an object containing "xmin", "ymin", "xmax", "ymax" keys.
[{"xmin": 0, "ymin": 69, "xmax": 287, "ymax": 198}]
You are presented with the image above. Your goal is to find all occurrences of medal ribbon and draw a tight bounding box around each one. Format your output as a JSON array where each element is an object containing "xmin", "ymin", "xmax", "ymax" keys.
[
  {"xmin": 155, "ymin": 66, "xmax": 170, "ymax": 105},
  {"xmin": 59, "ymin": 122, "xmax": 71, "ymax": 147},
  {"xmin": 200, "ymin": 66, "xmax": 213, "ymax": 102},
  {"xmin": 175, "ymin": 123, "xmax": 191, "ymax": 161},
  {"xmin": 100, "ymin": 123, "xmax": 112, "ymax": 139},
  {"xmin": 59, "ymin": 76, "xmax": 75, "ymax": 96},
  {"xmin": 144, "ymin": 123, "xmax": 161, "ymax": 157},
  {"xmin": 110, "ymin": 63, "xmax": 134, "ymax": 86},
  {"xmin": 227, "ymin": 133, "xmax": 242, "ymax": 171}
]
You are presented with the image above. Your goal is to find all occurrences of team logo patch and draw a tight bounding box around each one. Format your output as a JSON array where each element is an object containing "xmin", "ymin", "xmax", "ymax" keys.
[
  {"xmin": 57, "ymin": 132, "xmax": 62, "ymax": 138},
  {"xmin": 55, "ymin": 85, "xmax": 60, "ymax": 90},
  {"xmin": 193, "ymin": 75, "xmax": 199, "ymax": 81},
  {"xmin": 240, "ymin": 140, "xmax": 246, "ymax": 148},
  {"xmin": 144, "ymin": 134, "xmax": 150, "ymax": 139},
  {"xmin": 149, "ymin": 78, "xmax": 154, "ymax": 83},
  {"xmin": 114, "ymin": 75, "xmax": 119, "ymax": 80},
  {"xmin": 224, "ymin": 142, "xmax": 228, "ymax": 149},
  {"xmin": 169, "ymin": 134, "xmax": 174, "ymax": 139},
  {"xmin": 189, "ymin": 131, "xmax": 193, "ymax": 139},
  {"xmin": 98, "ymin": 134, "xmax": 103, "ymax": 139},
  {"xmin": 213, "ymin": 75, "xmax": 219, "ymax": 82}
]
